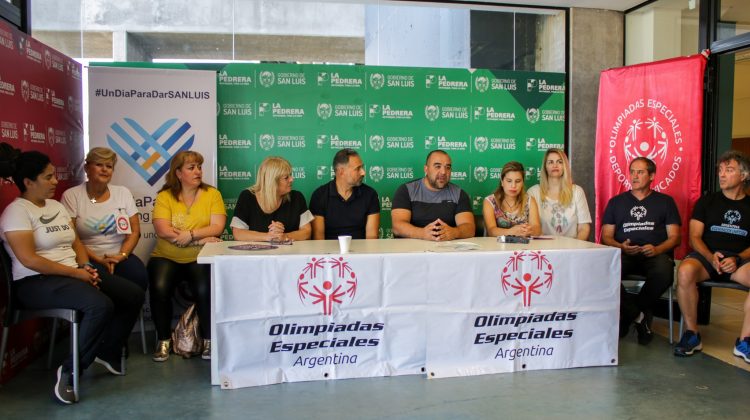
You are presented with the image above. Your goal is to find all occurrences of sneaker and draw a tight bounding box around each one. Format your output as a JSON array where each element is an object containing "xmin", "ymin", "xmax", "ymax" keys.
[
  {"xmin": 153, "ymin": 339, "xmax": 171, "ymax": 362},
  {"xmin": 94, "ymin": 356, "xmax": 124, "ymax": 376},
  {"xmin": 634, "ymin": 314, "xmax": 653, "ymax": 345},
  {"xmin": 54, "ymin": 365, "xmax": 76, "ymax": 405},
  {"xmin": 201, "ymin": 339, "xmax": 211, "ymax": 360},
  {"xmin": 733, "ymin": 337, "xmax": 750, "ymax": 363},
  {"xmin": 674, "ymin": 330, "xmax": 703, "ymax": 357}
]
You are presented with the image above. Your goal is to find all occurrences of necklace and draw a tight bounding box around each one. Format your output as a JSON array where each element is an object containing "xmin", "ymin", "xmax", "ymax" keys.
[
  {"xmin": 503, "ymin": 198, "xmax": 519, "ymax": 211},
  {"xmin": 87, "ymin": 185, "xmax": 108, "ymax": 204},
  {"xmin": 181, "ymin": 190, "xmax": 198, "ymax": 213}
]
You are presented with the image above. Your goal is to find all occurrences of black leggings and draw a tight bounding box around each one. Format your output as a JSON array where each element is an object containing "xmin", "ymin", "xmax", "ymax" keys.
[{"xmin": 147, "ymin": 257, "xmax": 211, "ymax": 340}]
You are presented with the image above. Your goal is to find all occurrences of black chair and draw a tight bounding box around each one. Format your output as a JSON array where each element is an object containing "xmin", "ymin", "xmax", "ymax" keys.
[
  {"xmin": 678, "ymin": 280, "xmax": 750, "ymax": 336},
  {"xmin": 475, "ymin": 214, "xmax": 486, "ymax": 237},
  {"xmin": 0, "ymin": 242, "xmax": 80, "ymax": 400}
]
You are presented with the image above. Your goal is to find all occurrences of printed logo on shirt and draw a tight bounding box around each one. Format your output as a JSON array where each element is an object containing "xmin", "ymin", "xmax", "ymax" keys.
[
  {"xmin": 630, "ymin": 206, "xmax": 647, "ymax": 221},
  {"xmin": 85, "ymin": 214, "xmax": 116, "ymax": 234},
  {"xmin": 725, "ymin": 210, "xmax": 741, "ymax": 225},
  {"xmin": 39, "ymin": 212, "xmax": 60, "ymax": 225},
  {"xmin": 710, "ymin": 209, "xmax": 749, "ymax": 237}
]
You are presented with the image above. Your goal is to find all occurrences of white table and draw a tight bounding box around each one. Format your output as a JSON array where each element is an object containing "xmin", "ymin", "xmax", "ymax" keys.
[{"xmin": 199, "ymin": 237, "xmax": 620, "ymax": 388}]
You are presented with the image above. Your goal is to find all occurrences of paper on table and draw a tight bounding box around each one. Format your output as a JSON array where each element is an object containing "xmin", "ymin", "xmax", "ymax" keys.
[{"xmin": 435, "ymin": 241, "xmax": 481, "ymax": 251}]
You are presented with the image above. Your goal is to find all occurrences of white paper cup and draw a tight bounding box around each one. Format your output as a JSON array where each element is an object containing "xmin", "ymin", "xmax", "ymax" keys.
[{"xmin": 338, "ymin": 235, "xmax": 352, "ymax": 254}]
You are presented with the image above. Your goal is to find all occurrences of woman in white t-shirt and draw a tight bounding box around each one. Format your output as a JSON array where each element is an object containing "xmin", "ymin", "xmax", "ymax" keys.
[
  {"xmin": 62, "ymin": 147, "xmax": 147, "ymax": 290},
  {"xmin": 0, "ymin": 143, "xmax": 144, "ymax": 404},
  {"xmin": 527, "ymin": 148, "xmax": 591, "ymax": 240}
]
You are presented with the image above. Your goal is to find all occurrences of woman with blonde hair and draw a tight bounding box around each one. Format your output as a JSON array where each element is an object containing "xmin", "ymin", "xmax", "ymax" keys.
[
  {"xmin": 527, "ymin": 148, "xmax": 591, "ymax": 239},
  {"xmin": 483, "ymin": 161, "xmax": 541, "ymax": 237},
  {"xmin": 148, "ymin": 150, "xmax": 226, "ymax": 362},
  {"xmin": 62, "ymin": 147, "xmax": 147, "ymax": 290},
  {"xmin": 231, "ymin": 156, "xmax": 312, "ymax": 242}
]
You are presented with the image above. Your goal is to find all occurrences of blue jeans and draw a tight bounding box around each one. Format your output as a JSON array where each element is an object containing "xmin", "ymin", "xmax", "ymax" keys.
[{"xmin": 14, "ymin": 271, "xmax": 145, "ymax": 372}]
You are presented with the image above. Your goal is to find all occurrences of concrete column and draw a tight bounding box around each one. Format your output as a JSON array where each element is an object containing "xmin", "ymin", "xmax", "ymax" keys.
[
  {"xmin": 112, "ymin": 30, "xmax": 152, "ymax": 62},
  {"xmin": 568, "ymin": 8, "xmax": 624, "ymax": 239}
]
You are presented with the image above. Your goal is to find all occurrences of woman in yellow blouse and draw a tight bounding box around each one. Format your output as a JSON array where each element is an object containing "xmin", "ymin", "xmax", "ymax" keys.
[{"xmin": 148, "ymin": 151, "xmax": 226, "ymax": 362}]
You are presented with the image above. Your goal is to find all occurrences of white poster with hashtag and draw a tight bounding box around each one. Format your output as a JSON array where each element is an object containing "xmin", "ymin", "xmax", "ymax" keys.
[{"xmin": 87, "ymin": 66, "xmax": 217, "ymax": 260}]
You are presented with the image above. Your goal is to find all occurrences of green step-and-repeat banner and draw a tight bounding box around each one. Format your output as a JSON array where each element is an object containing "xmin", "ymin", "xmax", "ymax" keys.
[{"xmin": 216, "ymin": 63, "xmax": 565, "ymax": 238}]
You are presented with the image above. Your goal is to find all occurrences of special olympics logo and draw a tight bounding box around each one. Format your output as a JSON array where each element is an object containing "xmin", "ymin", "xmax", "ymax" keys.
[
  {"xmin": 317, "ymin": 103, "xmax": 332, "ymax": 120},
  {"xmin": 259, "ymin": 134, "xmax": 275, "ymax": 151},
  {"xmin": 500, "ymin": 251, "xmax": 554, "ymax": 307},
  {"xmin": 630, "ymin": 206, "xmax": 647, "ymax": 220},
  {"xmin": 473, "ymin": 166, "xmax": 488, "ymax": 182},
  {"xmin": 474, "ymin": 136, "xmax": 488, "ymax": 152},
  {"xmin": 369, "ymin": 135, "xmax": 384, "ymax": 152},
  {"xmin": 368, "ymin": 165, "xmax": 384, "ymax": 183},
  {"xmin": 259, "ymin": 71, "xmax": 275, "ymax": 87},
  {"xmin": 425, "ymin": 105, "xmax": 439, "ymax": 122},
  {"xmin": 106, "ymin": 118, "xmax": 195, "ymax": 186},
  {"xmin": 526, "ymin": 108, "xmax": 540, "ymax": 124},
  {"xmin": 725, "ymin": 210, "xmax": 741, "ymax": 225},
  {"xmin": 607, "ymin": 99, "xmax": 684, "ymax": 191},
  {"xmin": 475, "ymin": 76, "xmax": 489, "ymax": 93},
  {"xmin": 297, "ymin": 257, "xmax": 358, "ymax": 315},
  {"xmin": 369, "ymin": 73, "xmax": 384, "ymax": 90}
]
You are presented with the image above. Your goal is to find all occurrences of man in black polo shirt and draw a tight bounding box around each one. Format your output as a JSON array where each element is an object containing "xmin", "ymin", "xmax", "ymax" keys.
[
  {"xmin": 310, "ymin": 148, "xmax": 380, "ymax": 239},
  {"xmin": 391, "ymin": 149, "xmax": 474, "ymax": 241},
  {"xmin": 601, "ymin": 157, "xmax": 681, "ymax": 345}
]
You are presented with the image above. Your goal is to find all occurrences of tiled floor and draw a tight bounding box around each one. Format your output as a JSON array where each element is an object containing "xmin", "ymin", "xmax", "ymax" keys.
[{"xmin": 651, "ymin": 288, "xmax": 750, "ymax": 372}]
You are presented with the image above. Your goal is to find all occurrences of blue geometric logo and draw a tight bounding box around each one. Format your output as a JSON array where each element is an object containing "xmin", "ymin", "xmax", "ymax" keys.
[
  {"xmin": 106, "ymin": 118, "xmax": 195, "ymax": 186},
  {"xmin": 85, "ymin": 214, "xmax": 116, "ymax": 235}
]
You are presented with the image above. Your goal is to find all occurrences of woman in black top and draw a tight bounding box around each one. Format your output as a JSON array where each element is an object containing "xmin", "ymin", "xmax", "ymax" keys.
[{"xmin": 230, "ymin": 156, "xmax": 312, "ymax": 242}]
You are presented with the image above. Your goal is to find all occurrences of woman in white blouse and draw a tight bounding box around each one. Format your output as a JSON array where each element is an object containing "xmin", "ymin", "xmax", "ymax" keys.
[{"xmin": 527, "ymin": 148, "xmax": 591, "ymax": 240}]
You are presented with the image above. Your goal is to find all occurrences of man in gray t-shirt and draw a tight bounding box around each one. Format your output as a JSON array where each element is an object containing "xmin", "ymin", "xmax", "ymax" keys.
[{"xmin": 391, "ymin": 150, "xmax": 475, "ymax": 241}]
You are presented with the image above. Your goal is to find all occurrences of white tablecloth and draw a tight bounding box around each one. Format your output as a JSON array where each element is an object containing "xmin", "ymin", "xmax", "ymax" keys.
[{"xmin": 199, "ymin": 237, "xmax": 620, "ymax": 388}]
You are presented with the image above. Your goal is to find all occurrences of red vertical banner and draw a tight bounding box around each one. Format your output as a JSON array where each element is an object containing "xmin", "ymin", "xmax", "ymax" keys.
[
  {"xmin": 0, "ymin": 20, "xmax": 84, "ymax": 384},
  {"xmin": 594, "ymin": 54, "xmax": 707, "ymax": 259}
]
